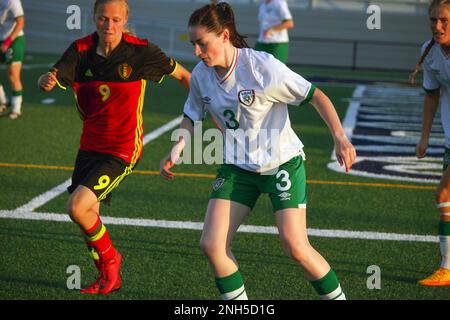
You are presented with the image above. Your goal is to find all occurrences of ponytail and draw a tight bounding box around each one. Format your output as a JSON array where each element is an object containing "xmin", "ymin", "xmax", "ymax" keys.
[{"xmin": 409, "ymin": 39, "xmax": 435, "ymax": 85}]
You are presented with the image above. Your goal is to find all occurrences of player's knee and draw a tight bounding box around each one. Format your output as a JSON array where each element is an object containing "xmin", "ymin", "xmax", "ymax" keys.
[
  {"xmin": 199, "ymin": 237, "xmax": 223, "ymax": 259},
  {"xmin": 67, "ymin": 199, "xmax": 84, "ymax": 223},
  {"xmin": 199, "ymin": 237, "xmax": 212, "ymax": 256},
  {"xmin": 282, "ymin": 240, "xmax": 311, "ymax": 265}
]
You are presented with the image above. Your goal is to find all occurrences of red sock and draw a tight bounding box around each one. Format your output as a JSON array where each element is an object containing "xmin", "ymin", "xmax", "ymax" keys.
[{"xmin": 83, "ymin": 216, "xmax": 117, "ymax": 262}]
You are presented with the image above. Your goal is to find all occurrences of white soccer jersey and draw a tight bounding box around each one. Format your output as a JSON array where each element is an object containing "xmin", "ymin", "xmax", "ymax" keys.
[
  {"xmin": 257, "ymin": 0, "xmax": 292, "ymax": 44},
  {"xmin": 0, "ymin": 0, "xmax": 24, "ymax": 40},
  {"xmin": 184, "ymin": 48, "xmax": 315, "ymax": 173},
  {"xmin": 422, "ymin": 40, "xmax": 450, "ymax": 148}
]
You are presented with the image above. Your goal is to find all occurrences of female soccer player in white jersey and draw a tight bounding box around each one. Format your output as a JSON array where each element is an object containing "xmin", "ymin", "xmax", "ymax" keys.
[
  {"xmin": 412, "ymin": 0, "xmax": 450, "ymax": 286},
  {"xmin": 161, "ymin": 3, "xmax": 356, "ymax": 300},
  {"xmin": 255, "ymin": 0, "xmax": 294, "ymax": 63},
  {"xmin": 0, "ymin": 0, "xmax": 25, "ymax": 119}
]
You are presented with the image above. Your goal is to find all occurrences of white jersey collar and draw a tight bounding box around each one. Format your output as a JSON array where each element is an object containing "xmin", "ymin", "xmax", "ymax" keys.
[{"xmin": 215, "ymin": 48, "xmax": 239, "ymax": 91}]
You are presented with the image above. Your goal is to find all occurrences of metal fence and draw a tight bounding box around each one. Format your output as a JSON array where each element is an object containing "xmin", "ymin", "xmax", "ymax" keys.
[
  {"xmin": 22, "ymin": 0, "xmax": 428, "ymax": 70},
  {"xmin": 168, "ymin": 0, "xmax": 429, "ymax": 15}
]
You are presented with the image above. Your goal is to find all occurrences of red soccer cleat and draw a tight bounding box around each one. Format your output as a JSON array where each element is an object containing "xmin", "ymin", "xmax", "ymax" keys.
[
  {"xmin": 98, "ymin": 252, "xmax": 122, "ymax": 295},
  {"xmin": 80, "ymin": 259, "xmax": 103, "ymax": 294}
]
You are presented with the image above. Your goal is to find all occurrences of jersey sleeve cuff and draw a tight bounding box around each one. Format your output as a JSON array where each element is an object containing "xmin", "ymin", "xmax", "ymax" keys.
[
  {"xmin": 423, "ymin": 86, "xmax": 440, "ymax": 93},
  {"xmin": 183, "ymin": 113, "xmax": 195, "ymax": 125},
  {"xmin": 299, "ymin": 84, "xmax": 316, "ymax": 106}
]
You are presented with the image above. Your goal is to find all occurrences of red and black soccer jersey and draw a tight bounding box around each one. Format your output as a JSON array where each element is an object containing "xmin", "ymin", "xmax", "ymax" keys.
[{"xmin": 53, "ymin": 32, "xmax": 177, "ymax": 164}]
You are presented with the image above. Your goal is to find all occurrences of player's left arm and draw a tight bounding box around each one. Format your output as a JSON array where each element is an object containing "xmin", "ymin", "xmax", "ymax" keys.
[
  {"xmin": 268, "ymin": 19, "xmax": 294, "ymax": 32},
  {"xmin": 1, "ymin": 16, "xmax": 24, "ymax": 53},
  {"xmin": 170, "ymin": 63, "xmax": 191, "ymax": 91},
  {"xmin": 310, "ymin": 87, "xmax": 356, "ymax": 172}
]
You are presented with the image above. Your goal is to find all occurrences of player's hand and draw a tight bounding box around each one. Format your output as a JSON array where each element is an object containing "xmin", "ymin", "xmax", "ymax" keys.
[
  {"xmin": 416, "ymin": 138, "xmax": 428, "ymax": 159},
  {"xmin": 334, "ymin": 135, "xmax": 356, "ymax": 173},
  {"xmin": 1, "ymin": 37, "xmax": 12, "ymax": 54},
  {"xmin": 263, "ymin": 28, "xmax": 273, "ymax": 39},
  {"xmin": 160, "ymin": 154, "xmax": 175, "ymax": 180},
  {"xmin": 38, "ymin": 71, "xmax": 58, "ymax": 92}
]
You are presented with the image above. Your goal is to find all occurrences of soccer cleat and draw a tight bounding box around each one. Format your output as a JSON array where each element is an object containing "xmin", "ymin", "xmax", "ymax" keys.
[
  {"xmin": 9, "ymin": 112, "xmax": 20, "ymax": 120},
  {"xmin": 418, "ymin": 268, "xmax": 450, "ymax": 286},
  {"xmin": 0, "ymin": 104, "xmax": 6, "ymax": 113},
  {"xmin": 80, "ymin": 259, "xmax": 103, "ymax": 294},
  {"xmin": 80, "ymin": 274, "xmax": 103, "ymax": 294},
  {"xmin": 98, "ymin": 252, "xmax": 122, "ymax": 295}
]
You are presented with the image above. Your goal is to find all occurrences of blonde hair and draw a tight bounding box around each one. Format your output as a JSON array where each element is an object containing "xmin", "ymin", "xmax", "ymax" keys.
[
  {"xmin": 93, "ymin": 0, "xmax": 135, "ymax": 36},
  {"xmin": 410, "ymin": 0, "xmax": 450, "ymax": 84}
]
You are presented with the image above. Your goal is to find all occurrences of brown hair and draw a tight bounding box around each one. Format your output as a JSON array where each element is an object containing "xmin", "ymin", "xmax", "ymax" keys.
[
  {"xmin": 93, "ymin": 0, "xmax": 134, "ymax": 36},
  {"xmin": 188, "ymin": 2, "xmax": 249, "ymax": 48},
  {"xmin": 410, "ymin": 0, "xmax": 450, "ymax": 84}
]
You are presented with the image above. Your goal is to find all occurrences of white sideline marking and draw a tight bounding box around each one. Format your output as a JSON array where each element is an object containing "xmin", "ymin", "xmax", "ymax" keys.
[
  {"xmin": 14, "ymin": 179, "xmax": 72, "ymax": 213},
  {"xmin": 0, "ymin": 210, "xmax": 438, "ymax": 243},
  {"xmin": 143, "ymin": 115, "xmax": 183, "ymax": 145},
  {"xmin": 15, "ymin": 116, "xmax": 183, "ymax": 212}
]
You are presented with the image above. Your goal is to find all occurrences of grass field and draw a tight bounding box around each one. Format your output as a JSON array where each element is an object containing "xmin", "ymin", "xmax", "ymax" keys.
[{"xmin": 0, "ymin": 52, "xmax": 448, "ymax": 301}]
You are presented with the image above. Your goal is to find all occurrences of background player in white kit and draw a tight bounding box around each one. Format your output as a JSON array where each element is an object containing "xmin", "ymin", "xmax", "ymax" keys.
[
  {"xmin": 0, "ymin": 0, "xmax": 25, "ymax": 119},
  {"xmin": 412, "ymin": 0, "xmax": 450, "ymax": 286},
  {"xmin": 254, "ymin": 0, "xmax": 294, "ymax": 63},
  {"xmin": 161, "ymin": 3, "xmax": 356, "ymax": 300}
]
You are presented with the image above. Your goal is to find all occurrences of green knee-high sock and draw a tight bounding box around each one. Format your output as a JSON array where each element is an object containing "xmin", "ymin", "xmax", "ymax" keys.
[
  {"xmin": 310, "ymin": 269, "xmax": 346, "ymax": 300},
  {"xmin": 215, "ymin": 270, "xmax": 248, "ymax": 300}
]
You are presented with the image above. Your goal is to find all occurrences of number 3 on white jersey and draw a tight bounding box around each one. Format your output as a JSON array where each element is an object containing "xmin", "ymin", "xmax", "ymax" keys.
[{"xmin": 276, "ymin": 170, "xmax": 291, "ymax": 191}]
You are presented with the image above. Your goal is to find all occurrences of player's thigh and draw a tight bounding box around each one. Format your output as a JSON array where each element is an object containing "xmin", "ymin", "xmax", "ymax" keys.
[
  {"xmin": 202, "ymin": 199, "xmax": 251, "ymax": 249},
  {"xmin": 68, "ymin": 151, "xmax": 135, "ymax": 203},
  {"xmin": 275, "ymin": 207, "xmax": 309, "ymax": 247},
  {"xmin": 266, "ymin": 156, "xmax": 307, "ymax": 212},
  {"xmin": 68, "ymin": 185, "xmax": 100, "ymax": 215}
]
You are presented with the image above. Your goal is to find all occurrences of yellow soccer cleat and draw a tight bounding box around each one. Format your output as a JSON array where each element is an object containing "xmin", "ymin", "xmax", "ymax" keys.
[{"xmin": 418, "ymin": 268, "xmax": 450, "ymax": 286}]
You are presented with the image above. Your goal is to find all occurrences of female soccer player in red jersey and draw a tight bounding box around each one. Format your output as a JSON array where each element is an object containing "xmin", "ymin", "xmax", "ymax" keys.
[{"xmin": 38, "ymin": 0, "xmax": 190, "ymax": 295}]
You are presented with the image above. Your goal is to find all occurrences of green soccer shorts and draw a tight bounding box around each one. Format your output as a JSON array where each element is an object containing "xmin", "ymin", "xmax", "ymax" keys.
[
  {"xmin": 255, "ymin": 41, "xmax": 289, "ymax": 63},
  {"xmin": 0, "ymin": 35, "xmax": 25, "ymax": 65},
  {"xmin": 210, "ymin": 156, "xmax": 307, "ymax": 212}
]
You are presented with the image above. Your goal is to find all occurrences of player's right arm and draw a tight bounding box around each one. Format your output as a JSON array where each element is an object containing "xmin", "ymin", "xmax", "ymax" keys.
[
  {"xmin": 38, "ymin": 70, "xmax": 58, "ymax": 92},
  {"xmin": 416, "ymin": 90, "xmax": 440, "ymax": 158},
  {"xmin": 417, "ymin": 42, "xmax": 440, "ymax": 159},
  {"xmin": 160, "ymin": 69, "xmax": 204, "ymax": 180},
  {"xmin": 38, "ymin": 42, "xmax": 78, "ymax": 92},
  {"xmin": 160, "ymin": 116, "xmax": 195, "ymax": 180}
]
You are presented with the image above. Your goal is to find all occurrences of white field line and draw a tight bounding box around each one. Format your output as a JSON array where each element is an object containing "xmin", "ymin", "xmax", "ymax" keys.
[
  {"xmin": 0, "ymin": 209, "xmax": 438, "ymax": 243},
  {"xmin": 14, "ymin": 116, "xmax": 183, "ymax": 212},
  {"xmin": 5, "ymin": 112, "xmax": 437, "ymax": 244},
  {"xmin": 14, "ymin": 179, "xmax": 72, "ymax": 212}
]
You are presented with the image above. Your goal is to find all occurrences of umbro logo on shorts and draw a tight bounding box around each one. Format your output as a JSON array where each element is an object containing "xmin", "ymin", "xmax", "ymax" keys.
[{"xmin": 278, "ymin": 192, "xmax": 291, "ymax": 201}]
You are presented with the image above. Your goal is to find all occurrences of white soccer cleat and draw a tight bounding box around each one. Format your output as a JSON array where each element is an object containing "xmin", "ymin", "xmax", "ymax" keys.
[{"xmin": 9, "ymin": 112, "xmax": 21, "ymax": 120}]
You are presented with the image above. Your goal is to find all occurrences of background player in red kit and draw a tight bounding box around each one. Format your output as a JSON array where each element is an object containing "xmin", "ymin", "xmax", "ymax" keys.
[{"xmin": 38, "ymin": 0, "xmax": 190, "ymax": 295}]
